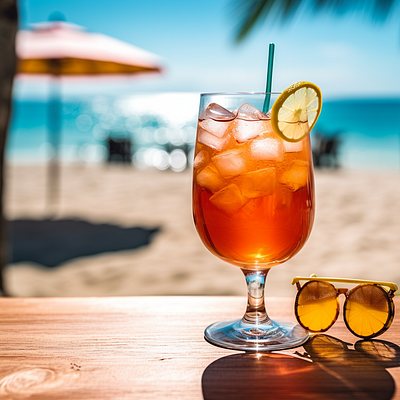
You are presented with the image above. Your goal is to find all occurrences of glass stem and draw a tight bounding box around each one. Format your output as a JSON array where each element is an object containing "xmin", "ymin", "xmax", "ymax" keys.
[{"xmin": 241, "ymin": 268, "xmax": 271, "ymax": 326}]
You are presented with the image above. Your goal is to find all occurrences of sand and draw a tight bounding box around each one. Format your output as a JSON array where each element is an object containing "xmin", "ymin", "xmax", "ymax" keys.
[{"xmin": 3, "ymin": 164, "xmax": 400, "ymax": 297}]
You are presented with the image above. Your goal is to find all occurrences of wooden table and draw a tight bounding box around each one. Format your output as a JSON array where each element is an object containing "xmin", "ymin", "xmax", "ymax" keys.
[{"xmin": 0, "ymin": 296, "xmax": 398, "ymax": 399}]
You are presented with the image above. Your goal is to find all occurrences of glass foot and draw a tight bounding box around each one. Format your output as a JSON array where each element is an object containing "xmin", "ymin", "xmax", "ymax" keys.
[{"xmin": 205, "ymin": 319, "xmax": 309, "ymax": 351}]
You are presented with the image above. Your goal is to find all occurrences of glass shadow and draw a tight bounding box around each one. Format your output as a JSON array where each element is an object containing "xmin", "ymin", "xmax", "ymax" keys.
[{"xmin": 202, "ymin": 334, "xmax": 397, "ymax": 400}]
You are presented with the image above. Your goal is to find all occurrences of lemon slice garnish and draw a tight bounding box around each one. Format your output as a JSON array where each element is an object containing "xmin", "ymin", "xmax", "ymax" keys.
[{"xmin": 271, "ymin": 81, "xmax": 322, "ymax": 142}]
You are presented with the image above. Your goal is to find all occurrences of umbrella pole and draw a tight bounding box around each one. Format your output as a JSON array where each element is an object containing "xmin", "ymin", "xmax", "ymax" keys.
[{"xmin": 47, "ymin": 71, "xmax": 61, "ymax": 214}]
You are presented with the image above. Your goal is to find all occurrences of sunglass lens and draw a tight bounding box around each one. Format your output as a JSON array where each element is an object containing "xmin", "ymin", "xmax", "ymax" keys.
[
  {"xmin": 295, "ymin": 281, "xmax": 339, "ymax": 332},
  {"xmin": 344, "ymin": 285, "xmax": 394, "ymax": 339}
]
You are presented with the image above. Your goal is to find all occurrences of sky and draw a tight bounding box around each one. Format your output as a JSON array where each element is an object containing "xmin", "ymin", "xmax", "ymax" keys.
[{"xmin": 14, "ymin": 0, "xmax": 400, "ymax": 100}]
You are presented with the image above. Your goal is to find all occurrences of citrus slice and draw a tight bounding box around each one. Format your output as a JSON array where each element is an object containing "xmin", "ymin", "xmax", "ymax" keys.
[
  {"xmin": 271, "ymin": 81, "xmax": 322, "ymax": 142},
  {"xmin": 295, "ymin": 281, "xmax": 339, "ymax": 332},
  {"xmin": 343, "ymin": 284, "xmax": 394, "ymax": 339}
]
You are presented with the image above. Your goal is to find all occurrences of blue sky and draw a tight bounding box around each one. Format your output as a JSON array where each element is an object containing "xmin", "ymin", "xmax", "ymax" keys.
[{"xmin": 15, "ymin": 0, "xmax": 400, "ymax": 99}]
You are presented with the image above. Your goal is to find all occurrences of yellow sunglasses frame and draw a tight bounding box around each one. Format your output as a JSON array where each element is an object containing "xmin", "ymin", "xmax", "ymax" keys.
[
  {"xmin": 291, "ymin": 274, "xmax": 398, "ymax": 339},
  {"xmin": 292, "ymin": 274, "xmax": 398, "ymax": 294}
]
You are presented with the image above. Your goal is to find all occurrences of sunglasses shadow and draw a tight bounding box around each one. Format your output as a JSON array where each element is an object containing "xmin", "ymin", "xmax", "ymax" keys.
[
  {"xmin": 354, "ymin": 339, "xmax": 400, "ymax": 369},
  {"xmin": 202, "ymin": 334, "xmax": 397, "ymax": 400}
]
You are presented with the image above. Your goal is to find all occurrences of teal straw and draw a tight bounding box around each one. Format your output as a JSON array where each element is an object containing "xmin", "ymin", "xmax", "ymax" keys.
[{"xmin": 263, "ymin": 43, "xmax": 275, "ymax": 113}]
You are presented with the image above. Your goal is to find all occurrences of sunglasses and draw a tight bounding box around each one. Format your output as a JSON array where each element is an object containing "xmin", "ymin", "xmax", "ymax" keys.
[{"xmin": 292, "ymin": 275, "xmax": 398, "ymax": 339}]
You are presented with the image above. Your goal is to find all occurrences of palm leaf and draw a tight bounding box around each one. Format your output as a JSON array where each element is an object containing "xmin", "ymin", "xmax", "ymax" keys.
[{"xmin": 232, "ymin": 0, "xmax": 398, "ymax": 42}]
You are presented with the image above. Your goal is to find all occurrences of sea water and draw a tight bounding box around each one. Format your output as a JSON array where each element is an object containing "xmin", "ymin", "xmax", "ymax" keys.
[{"xmin": 6, "ymin": 93, "xmax": 400, "ymax": 170}]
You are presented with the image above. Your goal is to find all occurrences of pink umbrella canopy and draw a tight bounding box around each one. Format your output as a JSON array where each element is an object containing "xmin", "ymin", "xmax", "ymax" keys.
[
  {"xmin": 14, "ymin": 21, "xmax": 163, "ymax": 210},
  {"xmin": 16, "ymin": 21, "xmax": 163, "ymax": 76}
]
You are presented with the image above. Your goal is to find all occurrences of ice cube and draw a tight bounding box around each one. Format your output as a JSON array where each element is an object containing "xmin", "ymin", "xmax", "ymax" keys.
[
  {"xmin": 199, "ymin": 119, "xmax": 230, "ymax": 138},
  {"xmin": 236, "ymin": 103, "xmax": 269, "ymax": 121},
  {"xmin": 193, "ymin": 150, "xmax": 209, "ymax": 169},
  {"xmin": 196, "ymin": 165, "xmax": 226, "ymax": 193},
  {"xmin": 231, "ymin": 119, "xmax": 267, "ymax": 143},
  {"xmin": 250, "ymin": 138, "xmax": 283, "ymax": 161},
  {"xmin": 236, "ymin": 168, "xmax": 276, "ymax": 199},
  {"xmin": 259, "ymin": 119, "xmax": 274, "ymax": 138},
  {"xmin": 283, "ymin": 140, "xmax": 303, "ymax": 152},
  {"xmin": 221, "ymin": 133, "xmax": 238, "ymax": 151},
  {"xmin": 279, "ymin": 160, "xmax": 309, "ymax": 191},
  {"xmin": 209, "ymin": 184, "xmax": 247, "ymax": 215},
  {"xmin": 200, "ymin": 103, "xmax": 235, "ymax": 121},
  {"xmin": 229, "ymin": 104, "xmax": 272, "ymax": 142},
  {"xmin": 198, "ymin": 128, "xmax": 229, "ymax": 151},
  {"xmin": 274, "ymin": 186, "xmax": 293, "ymax": 209},
  {"xmin": 212, "ymin": 149, "xmax": 247, "ymax": 179}
]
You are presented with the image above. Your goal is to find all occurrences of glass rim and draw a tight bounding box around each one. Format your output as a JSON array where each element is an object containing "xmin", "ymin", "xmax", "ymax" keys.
[{"xmin": 200, "ymin": 91, "xmax": 281, "ymax": 97}]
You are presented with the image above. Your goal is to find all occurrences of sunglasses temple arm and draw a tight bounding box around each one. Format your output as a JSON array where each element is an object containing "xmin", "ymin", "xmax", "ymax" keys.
[{"xmin": 292, "ymin": 275, "xmax": 398, "ymax": 292}]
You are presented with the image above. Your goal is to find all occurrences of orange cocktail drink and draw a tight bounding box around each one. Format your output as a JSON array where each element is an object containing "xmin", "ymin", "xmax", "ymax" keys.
[
  {"xmin": 193, "ymin": 99, "xmax": 315, "ymax": 269},
  {"xmin": 193, "ymin": 86, "xmax": 321, "ymax": 352}
]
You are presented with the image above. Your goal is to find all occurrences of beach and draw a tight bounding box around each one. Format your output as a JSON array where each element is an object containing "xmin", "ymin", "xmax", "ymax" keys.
[{"xmin": 3, "ymin": 164, "xmax": 400, "ymax": 297}]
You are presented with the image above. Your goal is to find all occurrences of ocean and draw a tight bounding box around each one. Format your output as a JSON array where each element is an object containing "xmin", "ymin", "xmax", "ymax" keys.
[{"xmin": 6, "ymin": 93, "xmax": 400, "ymax": 171}]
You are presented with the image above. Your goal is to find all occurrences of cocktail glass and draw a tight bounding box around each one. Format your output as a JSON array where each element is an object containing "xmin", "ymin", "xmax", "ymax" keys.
[{"xmin": 192, "ymin": 92, "xmax": 315, "ymax": 351}]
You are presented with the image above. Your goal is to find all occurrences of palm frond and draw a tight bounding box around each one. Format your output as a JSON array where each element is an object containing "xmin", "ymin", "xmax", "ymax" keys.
[{"xmin": 232, "ymin": 0, "xmax": 398, "ymax": 42}]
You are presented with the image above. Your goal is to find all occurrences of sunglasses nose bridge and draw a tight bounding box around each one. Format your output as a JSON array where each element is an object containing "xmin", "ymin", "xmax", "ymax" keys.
[{"xmin": 337, "ymin": 288, "xmax": 348, "ymax": 296}]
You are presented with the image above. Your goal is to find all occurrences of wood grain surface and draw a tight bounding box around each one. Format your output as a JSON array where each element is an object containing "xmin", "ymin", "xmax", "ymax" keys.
[{"xmin": 0, "ymin": 296, "xmax": 398, "ymax": 399}]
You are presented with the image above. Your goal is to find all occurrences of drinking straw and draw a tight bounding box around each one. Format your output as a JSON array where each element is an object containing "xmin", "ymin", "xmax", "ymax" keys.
[{"xmin": 263, "ymin": 43, "xmax": 275, "ymax": 113}]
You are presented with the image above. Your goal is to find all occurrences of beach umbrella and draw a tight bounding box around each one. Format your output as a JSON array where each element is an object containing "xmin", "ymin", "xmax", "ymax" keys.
[{"xmin": 15, "ymin": 20, "xmax": 163, "ymax": 209}]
